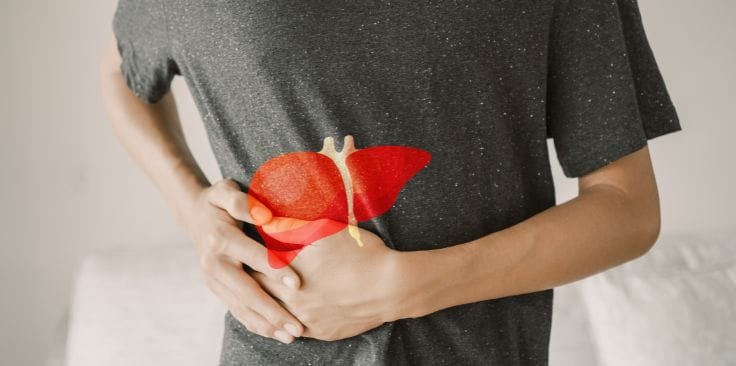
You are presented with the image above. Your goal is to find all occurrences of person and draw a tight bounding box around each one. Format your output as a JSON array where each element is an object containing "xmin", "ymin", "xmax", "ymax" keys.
[{"xmin": 99, "ymin": 0, "xmax": 682, "ymax": 365}]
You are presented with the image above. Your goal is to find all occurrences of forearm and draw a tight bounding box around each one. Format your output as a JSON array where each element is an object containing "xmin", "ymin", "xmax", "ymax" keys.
[
  {"xmin": 393, "ymin": 183, "xmax": 660, "ymax": 320},
  {"xmin": 99, "ymin": 46, "xmax": 208, "ymax": 226}
]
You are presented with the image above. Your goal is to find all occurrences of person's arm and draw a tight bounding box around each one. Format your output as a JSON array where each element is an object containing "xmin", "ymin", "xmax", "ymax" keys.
[
  {"xmin": 98, "ymin": 37, "xmax": 305, "ymax": 343},
  {"xmin": 99, "ymin": 40, "xmax": 205, "ymax": 224},
  {"xmin": 246, "ymin": 143, "xmax": 662, "ymax": 341},
  {"xmin": 389, "ymin": 144, "xmax": 661, "ymax": 320}
]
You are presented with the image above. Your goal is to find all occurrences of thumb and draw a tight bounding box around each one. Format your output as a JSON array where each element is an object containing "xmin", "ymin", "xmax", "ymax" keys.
[{"xmin": 247, "ymin": 196, "xmax": 273, "ymax": 226}]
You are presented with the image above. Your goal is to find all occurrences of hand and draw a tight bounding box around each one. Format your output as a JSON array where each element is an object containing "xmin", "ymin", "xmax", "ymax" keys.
[
  {"xmin": 179, "ymin": 178, "xmax": 306, "ymax": 344},
  {"xmin": 250, "ymin": 217, "xmax": 405, "ymax": 341}
]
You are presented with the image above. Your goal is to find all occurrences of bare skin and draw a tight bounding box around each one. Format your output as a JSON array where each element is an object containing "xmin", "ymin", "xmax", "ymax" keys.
[
  {"xmin": 99, "ymin": 38, "xmax": 304, "ymax": 344},
  {"xmin": 100, "ymin": 31, "xmax": 662, "ymax": 342},
  {"xmin": 253, "ymin": 218, "xmax": 401, "ymax": 340},
  {"xmin": 250, "ymin": 142, "xmax": 661, "ymax": 340}
]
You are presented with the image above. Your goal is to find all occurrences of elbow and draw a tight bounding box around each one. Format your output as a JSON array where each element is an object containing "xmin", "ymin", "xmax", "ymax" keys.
[
  {"xmin": 99, "ymin": 40, "xmax": 123, "ymax": 80},
  {"xmin": 634, "ymin": 206, "xmax": 661, "ymax": 258}
]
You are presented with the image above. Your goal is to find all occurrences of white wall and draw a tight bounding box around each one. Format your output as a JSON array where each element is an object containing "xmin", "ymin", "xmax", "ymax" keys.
[
  {"xmin": 0, "ymin": 1, "xmax": 733, "ymax": 365},
  {"xmin": 553, "ymin": 0, "xmax": 736, "ymax": 232},
  {"xmin": 0, "ymin": 2, "xmax": 221, "ymax": 365}
]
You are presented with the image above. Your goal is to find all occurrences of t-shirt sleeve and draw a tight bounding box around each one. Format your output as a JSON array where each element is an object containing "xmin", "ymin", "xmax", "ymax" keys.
[
  {"xmin": 545, "ymin": 0, "xmax": 682, "ymax": 178},
  {"xmin": 112, "ymin": 0, "xmax": 180, "ymax": 104}
]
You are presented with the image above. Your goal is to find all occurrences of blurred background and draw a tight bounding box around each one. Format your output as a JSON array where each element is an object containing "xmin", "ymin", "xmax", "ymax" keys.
[{"xmin": 1, "ymin": 0, "xmax": 734, "ymax": 365}]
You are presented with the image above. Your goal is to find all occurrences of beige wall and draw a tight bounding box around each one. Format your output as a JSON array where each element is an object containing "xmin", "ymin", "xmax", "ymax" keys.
[{"xmin": 0, "ymin": 1, "xmax": 733, "ymax": 365}]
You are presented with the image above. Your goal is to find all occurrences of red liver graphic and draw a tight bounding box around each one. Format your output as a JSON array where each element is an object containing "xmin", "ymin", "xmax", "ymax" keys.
[{"xmin": 247, "ymin": 135, "xmax": 431, "ymax": 268}]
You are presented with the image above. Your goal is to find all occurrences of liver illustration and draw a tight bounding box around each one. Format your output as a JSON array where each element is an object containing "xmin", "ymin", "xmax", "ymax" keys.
[{"xmin": 247, "ymin": 135, "xmax": 431, "ymax": 268}]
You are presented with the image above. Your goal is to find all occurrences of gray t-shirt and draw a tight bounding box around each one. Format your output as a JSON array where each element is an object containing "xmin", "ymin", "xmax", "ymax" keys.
[{"xmin": 112, "ymin": 0, "xmax": 682, "ymax": 365}]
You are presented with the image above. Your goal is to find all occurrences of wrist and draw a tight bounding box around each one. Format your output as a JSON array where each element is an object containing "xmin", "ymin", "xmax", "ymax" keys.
[
  {"xmin": 168, "ymin": 170, "xmax": 209, "ymax": 227},
  {"xmin": 383, "ymin": 248, "xmax": 452, "ymax": 321}
]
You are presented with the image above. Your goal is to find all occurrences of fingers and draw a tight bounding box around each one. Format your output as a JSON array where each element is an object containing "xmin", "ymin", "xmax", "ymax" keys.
[
  {"xmin": 197, "ymin": 178, "xmax": 306, "ymax": 340},
  {"xmin": 204, "ymin": 275, "xmax": 296, "ymax": 344},
  {"xmin": 208, "ymin": 178, "xmax": 272, "ymax": 226},
  {"xmin": 250, "ymin": 271, "xmax": 291, "ymax": 308},
  {"xmin": 200, "ymin": 252, "xmax": 304, "ymax": 340},
  {"xmin": 249, "ymin": 271, "xmax": 309, "ymax": 340},
  {"xmin": 216, "ymin": 223, "xmax": 302, "ymax": 290},
  {"xmin": 218, "ymin": 259, "xmax": 304, "ymax": 338}
]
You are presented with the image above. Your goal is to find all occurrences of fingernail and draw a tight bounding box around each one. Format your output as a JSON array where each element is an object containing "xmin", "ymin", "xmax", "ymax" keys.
[
  {"xmin": 284, "ymin": 323, "xmax": 300, "ymax": 337},
  {"xmin": 274, "ymin": 330, "xmax": 293, "ymax": 344},
  {"xmin": 250, "ymin": 205, "xmax": 271, "ymax": 224},
  {"xmin": 282, "ymin": 276, "xmax": 297, "ymax": 289}
]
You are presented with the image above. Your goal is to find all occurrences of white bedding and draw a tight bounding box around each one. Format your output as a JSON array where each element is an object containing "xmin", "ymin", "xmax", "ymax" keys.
[{"xmin": 62, "ymin": 230, "xmax": 736, "ymax": 366}]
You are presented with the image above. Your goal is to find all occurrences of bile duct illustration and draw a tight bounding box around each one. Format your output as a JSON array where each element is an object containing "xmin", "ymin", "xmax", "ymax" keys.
[{"xmin": 246, "ymin": 135, "xmax": 432, "ymax": 269}]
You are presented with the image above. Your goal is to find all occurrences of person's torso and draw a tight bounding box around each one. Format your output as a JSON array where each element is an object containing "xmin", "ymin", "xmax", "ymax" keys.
[{"xmin": 169, "ymin": 1, "xmax": 556, "ymax": 364}]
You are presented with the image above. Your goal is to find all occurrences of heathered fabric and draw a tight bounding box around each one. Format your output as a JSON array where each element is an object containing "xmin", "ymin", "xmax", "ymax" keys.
[{"xmin": 112, "ymin": 0, "xmax": 682, "ymax": 365}]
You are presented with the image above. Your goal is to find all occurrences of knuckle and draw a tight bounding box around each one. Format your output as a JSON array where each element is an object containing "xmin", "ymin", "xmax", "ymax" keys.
[
  {"xmin": 208, "ymin": 182, "xmax": 225, "ymax": 197},
  {"xmin": 198, "ymin": 255, "xmax": 216, "ymax": 274},
  {"xmin": 231, "ymin": 194, "xmax": 250, "ymax": 215},
  {"xmin": 239, "ymin": 245, "xmax": 262, "ymax": 269},
  {"xmin": 219, "ymin": 179, "xmax": 240, "ymax": 194},
  {"xmin": 256, "ymin": 324, "xmax": 274, "ymax": 338},
  {"xmin": 203, "ymin": 231, "xmax": 219, "ymax": 248},
  {"xmin": 239, "ymin": 317, "xmax": 270, "ymax": 336},
  {"xmin": 204, "ymin": 228, "xmax": 229, "ymax": 255},
  {"xmin": 231, "ymin": 302, "xmax": 249, "ymax": 316},
  {"xmin": 259, "ymin": 308, "xmax": 280, "ymax": 325},
  {"xmin": 232, "ymin": 310, "xmax": 262, "ymax": 337},
  {"xmin": 282, "ymin": 286, "xmax": 298, "ymax": 301},
  {"xmin": 277, "ymin": 291, "xmax": 295, "ymax": 305},
  {"xmin": 226, "ymin": 193, "xmax": 240, "ymax": 211},
  {"xmin": 210, "ymin": 180, "xmax": 234, "ymax": 201}
]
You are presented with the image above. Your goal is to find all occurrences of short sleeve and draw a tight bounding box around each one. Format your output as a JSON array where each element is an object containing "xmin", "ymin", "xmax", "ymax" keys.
[
  {"xmin": 112, "ymin": 0, "xmax": 180, "ymax": 104},
  {"xmin": 545, "ymin": 0, "xmax": 682, "ymax": 178}
]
